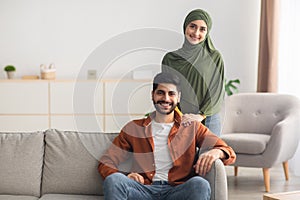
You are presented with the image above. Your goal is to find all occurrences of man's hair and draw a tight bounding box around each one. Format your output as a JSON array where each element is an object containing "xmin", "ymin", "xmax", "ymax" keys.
[{"xmin": 153, "ymin": 72, "xmax": 181, "ymax": 92}]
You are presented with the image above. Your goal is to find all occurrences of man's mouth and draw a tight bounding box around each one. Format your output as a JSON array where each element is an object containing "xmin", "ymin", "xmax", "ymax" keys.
[
  {"xmin": 157, "ymin": 101, "xmax": 172, "ymax": 108},
  {"xmin": 153, "ymin": 100, "xmax": 176, "ymax": 115}
]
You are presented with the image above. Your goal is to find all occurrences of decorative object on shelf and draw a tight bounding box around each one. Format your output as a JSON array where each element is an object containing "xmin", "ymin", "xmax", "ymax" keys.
[
  {"xmin": 225, "ymin": 78, "xmax": 240, "ymax": 96},
  {"xmin": 87, "ymin": 69, "xmax": 97, "ymax": 80},
  {"xmin": 4, "ymin": 65, "xmax": 16, "ymax": 79},
  {"xmin": 22, "ymin": 75, "xmax": 40, "ymax": 80},
  {"xmin": 40, "ymin": 63, "xmax": 56, "ymax": 80}
]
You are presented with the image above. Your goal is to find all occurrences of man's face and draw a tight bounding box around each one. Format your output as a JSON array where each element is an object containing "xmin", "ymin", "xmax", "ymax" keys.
[{"xmin": 152, "ymin": 83, "xmax": 180, "ymax": 115}]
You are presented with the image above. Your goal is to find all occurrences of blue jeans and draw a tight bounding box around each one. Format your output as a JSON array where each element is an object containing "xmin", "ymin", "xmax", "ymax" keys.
[
  {"xmin": 205, "ymin": 113, "xmax": 221, "ymax": 136},
  {"xmin": 103, "ymin": 173, "xmax": 210, "ymax": 200}
]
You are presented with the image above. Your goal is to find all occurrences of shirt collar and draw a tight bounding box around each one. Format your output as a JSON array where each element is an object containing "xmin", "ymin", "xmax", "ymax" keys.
[{"xmin": 142, "ymin": 109, "xmax": 182, "ymax": 127}]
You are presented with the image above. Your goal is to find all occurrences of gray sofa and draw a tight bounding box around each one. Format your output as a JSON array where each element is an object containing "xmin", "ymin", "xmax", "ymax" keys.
[{"xmin": 0, "ymin": 129, "xmax": 227, "ymax": 200}]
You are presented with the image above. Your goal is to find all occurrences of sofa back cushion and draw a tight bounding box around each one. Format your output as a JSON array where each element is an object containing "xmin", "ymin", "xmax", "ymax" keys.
[
  {"xmin": 0, "ymin": 132, "xmax": 44, "ymax": 197},
  {"xmin": 41, "ymin": 129, "xmax": 117, "ymax": 195}
]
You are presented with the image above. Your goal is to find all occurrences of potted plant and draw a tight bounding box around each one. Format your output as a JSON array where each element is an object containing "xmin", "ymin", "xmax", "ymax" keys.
[
  {"xmin": 225, "ymin": 78, "xmax": 240, "ymax": 96},
  {"xmin": 4, "ymin": 65, "xmax": 16, "ymax": 79}
]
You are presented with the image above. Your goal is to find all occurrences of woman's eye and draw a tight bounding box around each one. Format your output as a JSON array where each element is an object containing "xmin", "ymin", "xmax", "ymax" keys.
[{"xmin": 189, "ymin": 24, "xmax": 196, "ymax": 29}]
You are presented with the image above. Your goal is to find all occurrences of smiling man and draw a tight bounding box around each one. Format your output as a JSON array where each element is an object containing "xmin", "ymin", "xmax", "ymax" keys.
[{"xmin": 98, "ymin": 72, "xmax": 236, "ymax": 200}]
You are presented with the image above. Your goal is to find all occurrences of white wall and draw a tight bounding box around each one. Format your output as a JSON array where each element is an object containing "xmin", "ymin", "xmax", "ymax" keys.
[{"xmin": 0, "ymin": 0, "xmax": 260, "ymax": 92}]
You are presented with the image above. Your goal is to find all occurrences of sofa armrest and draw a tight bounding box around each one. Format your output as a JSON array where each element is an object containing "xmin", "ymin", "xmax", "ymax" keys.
[{"xmin": 204, "ymin": 159, "xmax": 228, "ymax": 200}]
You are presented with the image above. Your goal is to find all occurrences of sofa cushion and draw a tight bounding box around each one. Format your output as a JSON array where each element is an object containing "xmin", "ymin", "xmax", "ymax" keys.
[
  {"xmin": 0, "ymin": 195, "xmax": 38, "ymax": 200},
  {"xmin": 41, "ymin": 129, "xmax": 117, "ymax": 196},
  {"xmin": 221, "ymin": 133, "xmax": 270, "ymax": 154},
  {"xmin": 39, "ymin": 194, "xmax": 104, "ymax": 200},
  {"xmin": 0, "ymin": 132, "xmax": 44, "ymax": 197}
]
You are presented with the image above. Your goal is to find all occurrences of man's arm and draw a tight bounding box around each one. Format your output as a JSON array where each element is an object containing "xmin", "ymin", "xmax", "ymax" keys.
[
  {"xmin": 194, "ymin": 123, "xmax": 236, "ymax": 176},
  {"xmin": 194, "ymin": 148, "xmax": 225, "ymax": 176},
  {"xmin": 98, "ymin": 131, "xmax": 131, "ymax": 180}
]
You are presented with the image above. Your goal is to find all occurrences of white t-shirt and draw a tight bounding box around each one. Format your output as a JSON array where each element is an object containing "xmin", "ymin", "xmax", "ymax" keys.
[{"xmin": 151, "ymin": 120, "xmax": 174, "ymax": 181}]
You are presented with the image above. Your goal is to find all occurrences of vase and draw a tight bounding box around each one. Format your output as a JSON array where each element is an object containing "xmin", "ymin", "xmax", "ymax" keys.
[{"xmin": 6, "ymin": 71, "xmax": 15, "ymax": 79}]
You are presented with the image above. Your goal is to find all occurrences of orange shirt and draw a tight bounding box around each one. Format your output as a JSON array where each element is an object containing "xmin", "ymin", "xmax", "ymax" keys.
[{"xmin": 98, "ymin": 110, "xmax": 236, "ymax": 185}]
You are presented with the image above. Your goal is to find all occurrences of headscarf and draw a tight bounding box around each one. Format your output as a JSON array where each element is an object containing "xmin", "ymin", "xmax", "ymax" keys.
[{"xmin": 162, "ymin": 9, "xmax": 225, "ymax": 116}]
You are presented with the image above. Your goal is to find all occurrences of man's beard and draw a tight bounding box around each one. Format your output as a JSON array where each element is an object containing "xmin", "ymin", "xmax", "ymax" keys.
[{"xmin": 153, "ymin": 100, "xmax": 178, "ymax": 115}]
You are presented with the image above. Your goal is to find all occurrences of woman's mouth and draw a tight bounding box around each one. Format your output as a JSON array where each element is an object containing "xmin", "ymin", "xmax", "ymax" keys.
[{"xmin": 190, "ymin": 36, "xmax": 200, "ymax": 41}]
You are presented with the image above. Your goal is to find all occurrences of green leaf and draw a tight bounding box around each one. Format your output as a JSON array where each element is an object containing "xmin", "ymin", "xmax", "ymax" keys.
[{"xmin": 225, "ymin": 78, "xmax": 240, "ymax": 96}]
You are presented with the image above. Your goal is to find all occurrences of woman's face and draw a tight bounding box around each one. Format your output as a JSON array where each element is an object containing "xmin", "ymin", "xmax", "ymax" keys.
[{"xmin": 185, "ymin": 20, "xmax": 208, "ymax": 45}]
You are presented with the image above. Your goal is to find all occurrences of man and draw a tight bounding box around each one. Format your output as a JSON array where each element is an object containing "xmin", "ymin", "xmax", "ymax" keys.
[{"xmin": 98, "ymin": 72, "xmax": 236, "ymax": 200}]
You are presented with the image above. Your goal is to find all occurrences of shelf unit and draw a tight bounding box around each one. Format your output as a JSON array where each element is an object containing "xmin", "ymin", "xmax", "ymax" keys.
[{"xmin": 0, "ymin": 79, "xmax": 153, "ymax": 132}]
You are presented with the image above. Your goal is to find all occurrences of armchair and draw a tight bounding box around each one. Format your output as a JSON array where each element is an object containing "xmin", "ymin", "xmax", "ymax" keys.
[
  {"xmin": 221, "ymin": 93, "xmax": 300, "ymax": 192},
  {"xmin": 205, "ymin": 159, "xmax": 228, "ymax": 200}
]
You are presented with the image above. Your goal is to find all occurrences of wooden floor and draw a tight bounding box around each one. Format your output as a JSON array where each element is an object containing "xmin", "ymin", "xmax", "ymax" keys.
[{"xmin": 226, "ymin": 164, "xmax": 300, "ymax": 200}]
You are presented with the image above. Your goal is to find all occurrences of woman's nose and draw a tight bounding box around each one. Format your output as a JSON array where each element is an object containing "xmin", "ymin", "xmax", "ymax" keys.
[{"xmin": 194, "ymin": 28, "xmax": 200, "ymax": 36}]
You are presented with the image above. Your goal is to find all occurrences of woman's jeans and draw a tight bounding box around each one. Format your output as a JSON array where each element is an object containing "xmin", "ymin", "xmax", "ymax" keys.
[
  {"xmin": 103, "ymin": 173, "xmax": 211, "ymax": 200},
  {"xmin": 204, "ymin": 113, "xmax": 221, "ymax": 136}
]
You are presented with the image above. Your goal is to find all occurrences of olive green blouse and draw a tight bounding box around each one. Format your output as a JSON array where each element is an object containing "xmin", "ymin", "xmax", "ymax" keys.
[{"xmin": 162, "ymin": 9, "xmax": 225, "ymax": 116}]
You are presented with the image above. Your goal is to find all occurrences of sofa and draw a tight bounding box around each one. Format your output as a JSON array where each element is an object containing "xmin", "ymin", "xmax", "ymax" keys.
[{"xmin": 0, "ymin": 129, "xmax": 228, "ymax": 200}]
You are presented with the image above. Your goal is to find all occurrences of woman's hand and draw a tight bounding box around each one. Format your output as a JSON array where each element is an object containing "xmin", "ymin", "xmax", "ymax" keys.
[
  {"xmin": 127, "ymin": 172, "xmax": 145, "ymax": 184},
  {"xmin": 181, "ymin": 113, "xmax": 206, "ymax": 127}
]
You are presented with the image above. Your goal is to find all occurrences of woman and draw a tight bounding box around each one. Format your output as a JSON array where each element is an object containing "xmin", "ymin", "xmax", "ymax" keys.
[{"xmin": 162, "ymin": 9, "xmax": 225, "ymax": 135}]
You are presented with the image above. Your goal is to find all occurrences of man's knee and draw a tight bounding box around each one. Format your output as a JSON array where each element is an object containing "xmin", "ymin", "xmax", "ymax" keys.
[
  {"xmin": 188, "ymin": 176, "xmax": 211, "ymax": 197},
  {"xmin": 172, "ymin": 177, "xmax": 211, "ymax": 200},
  {"xmin": 104, "ymin": 173, "xmax": 127, "ymax": 187},
  {"xmin": 103, "ymin": 173, "xmax": 131, "ymax": 199},
  {"xmin": 103, "ymin": 173, "xmax": 129, "ymax": 194}
]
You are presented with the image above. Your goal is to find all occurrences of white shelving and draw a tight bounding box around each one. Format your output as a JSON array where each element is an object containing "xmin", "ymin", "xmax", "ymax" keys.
[{"xmin": 0, "ymin": 79, "xmax": 153, "ymax": 132}]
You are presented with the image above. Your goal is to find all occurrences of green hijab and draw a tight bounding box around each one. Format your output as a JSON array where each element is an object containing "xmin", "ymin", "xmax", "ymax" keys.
[{"xmin": 162, "ymin": 9, "xmax": 225, "ymax": 116}]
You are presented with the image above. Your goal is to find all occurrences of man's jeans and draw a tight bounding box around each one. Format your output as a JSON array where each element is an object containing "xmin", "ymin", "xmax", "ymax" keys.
[{"xmin": 103, "ymin": 173, "xmax": 211, "ymax": 200}]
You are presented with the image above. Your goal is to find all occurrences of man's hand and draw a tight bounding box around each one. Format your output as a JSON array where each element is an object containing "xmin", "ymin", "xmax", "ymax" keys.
[
  {"xmin": 194, "ymin": 149, "xmax": 225, "ymax": 176},
  {"xmin": 127, "ymin": 172, "xmax": 145, "ymax": 184},
  {"xmin": 181, "ymin": 113, "xmax": 205, "ymax": 127}
]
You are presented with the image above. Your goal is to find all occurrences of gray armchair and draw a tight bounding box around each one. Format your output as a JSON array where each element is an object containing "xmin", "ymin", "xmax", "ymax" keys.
[{"xmin": 221, "ymin": 93, "xmax": 300, "ymax": 192}]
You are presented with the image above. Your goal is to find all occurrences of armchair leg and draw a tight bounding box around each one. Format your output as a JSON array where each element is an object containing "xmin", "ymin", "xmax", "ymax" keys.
[
  {"xmin": 283, "ymin": 161, "xmax": 289, "ymax": 181},
  {"xmin": 263, "ymin": 168, "xmax": 270, "ymax": 192},
  {"xmin": 234, "ymin": 166, "xmax": 238, "ymax": 176}
]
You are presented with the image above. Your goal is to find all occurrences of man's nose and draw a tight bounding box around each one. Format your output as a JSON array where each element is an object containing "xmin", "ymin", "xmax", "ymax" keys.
[{"xmin": 163, "ymin": 94, "xmax": 170, "ymax": 101}]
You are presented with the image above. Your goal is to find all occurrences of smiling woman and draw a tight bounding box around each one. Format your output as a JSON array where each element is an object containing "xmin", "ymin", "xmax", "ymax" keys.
[{"xmin": 161, "ymin": 9, "xmax": 225, "ymax": 136}]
